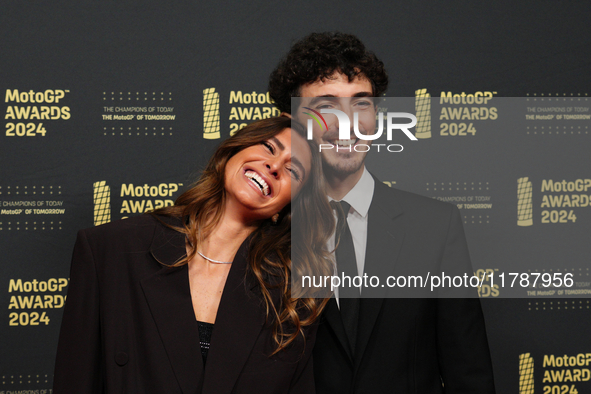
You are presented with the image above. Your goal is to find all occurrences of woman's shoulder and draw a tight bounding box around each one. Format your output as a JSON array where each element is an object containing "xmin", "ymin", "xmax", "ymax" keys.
[
  {"xmin": 77, "ymin": 213, "xmax": 183, "ymax": 252},
  {"xmin": 81, "ymin": 213, "xmax": 157, "ymax": 236}
]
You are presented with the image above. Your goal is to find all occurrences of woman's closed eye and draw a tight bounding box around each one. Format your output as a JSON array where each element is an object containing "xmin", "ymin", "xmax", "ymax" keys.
[
  {"xmin": 263, "ymin": 141, "xmax": 275, "ymax": 154},
  {"xmin": 289, "ymin": 166, "xmax": 301, "ymax": 182}
]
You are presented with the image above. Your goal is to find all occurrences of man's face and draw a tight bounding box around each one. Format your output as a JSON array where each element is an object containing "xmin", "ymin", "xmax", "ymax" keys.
[{"xmin": 294, "ymin": 72, "xmax": 376, "ymax": 178}]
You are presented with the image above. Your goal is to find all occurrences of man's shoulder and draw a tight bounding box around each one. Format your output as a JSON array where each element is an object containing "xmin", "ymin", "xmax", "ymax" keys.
[{"xmin": 373, "ymin": 180, "xmax": 456, "ymax": 216}]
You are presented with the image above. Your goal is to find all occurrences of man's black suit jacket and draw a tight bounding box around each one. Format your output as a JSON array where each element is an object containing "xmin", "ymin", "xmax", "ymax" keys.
[
  {"xmin": 53, "ymin": 214, "xmax": 316, "ymax": 394},
  {"xmin": 313, "ymin": 180, "xmax": 495, "ymax": 393}
]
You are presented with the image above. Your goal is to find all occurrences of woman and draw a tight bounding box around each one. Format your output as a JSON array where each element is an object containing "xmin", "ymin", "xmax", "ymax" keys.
[{"xmin": 53, "ymin": 117, "xmax": 334, "ymax": 393}]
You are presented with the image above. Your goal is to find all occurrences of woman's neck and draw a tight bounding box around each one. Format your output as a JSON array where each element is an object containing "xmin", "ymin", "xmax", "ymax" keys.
[{"xmin": 196, "ymin": 208, "xmax": 258, "ymax": 263}]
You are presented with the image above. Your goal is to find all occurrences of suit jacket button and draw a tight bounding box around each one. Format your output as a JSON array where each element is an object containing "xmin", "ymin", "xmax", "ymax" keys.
[{"xmin": 115, "ymin": 352, "xmax": 129, "ymax": 366}]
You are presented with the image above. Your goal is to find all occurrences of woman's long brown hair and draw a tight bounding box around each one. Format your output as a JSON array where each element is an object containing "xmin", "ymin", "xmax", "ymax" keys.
[{"xmin": 152, "ymin": 116, "xmax": 334, "ymax": 353}]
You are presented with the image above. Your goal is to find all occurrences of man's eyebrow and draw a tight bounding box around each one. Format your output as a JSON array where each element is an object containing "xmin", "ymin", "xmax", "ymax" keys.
[
  {"xmin": 309, "ymin": 96, "xmax": 338, "ymax": 106},
  {"xmin": 308, "ymin": 93, "xmax": 373, "ymax": 106},
  {"xmin": 270, "ymin": 136, "xmax": 285, "ymax": 151}
]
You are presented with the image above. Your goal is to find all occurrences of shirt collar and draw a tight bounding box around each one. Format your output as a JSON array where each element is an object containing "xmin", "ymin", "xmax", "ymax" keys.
[{"xmin": 329, "ymin": 167, "xmax": 374, "ymax": 218}]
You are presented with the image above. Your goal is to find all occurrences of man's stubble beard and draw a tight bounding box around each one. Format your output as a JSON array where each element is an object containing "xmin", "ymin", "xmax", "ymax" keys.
[{"xmin": 321, "ymin": 150, "xmax": 367, "ymax": 180}]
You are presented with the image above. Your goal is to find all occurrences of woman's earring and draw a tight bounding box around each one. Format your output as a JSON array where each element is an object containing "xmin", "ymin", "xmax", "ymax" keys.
[{"xmin": 271, "ymin": 213, "xmax": 279, "ymax": 224}]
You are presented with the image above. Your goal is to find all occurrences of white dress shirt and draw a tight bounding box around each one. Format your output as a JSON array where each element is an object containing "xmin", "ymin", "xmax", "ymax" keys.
[{"xmin": 328, "ymin": 167, "xmax": 375, "ymax": 301}]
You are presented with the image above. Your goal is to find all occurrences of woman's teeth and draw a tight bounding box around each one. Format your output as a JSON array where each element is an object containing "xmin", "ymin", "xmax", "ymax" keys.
[{"xmin": 245, "ymin": 171, "xmax": 270, "ymax": 196}]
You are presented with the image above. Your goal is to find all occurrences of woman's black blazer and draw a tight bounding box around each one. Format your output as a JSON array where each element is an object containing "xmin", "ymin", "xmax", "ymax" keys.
[{"xmin": 53, "ymin": 214, "xmax": 316, "ymax": 393}]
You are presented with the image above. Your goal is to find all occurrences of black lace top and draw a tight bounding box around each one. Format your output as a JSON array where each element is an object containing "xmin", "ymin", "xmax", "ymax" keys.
[{"xmin": 197, "ymin": 320, "xmax": 214, "ymax": 364}]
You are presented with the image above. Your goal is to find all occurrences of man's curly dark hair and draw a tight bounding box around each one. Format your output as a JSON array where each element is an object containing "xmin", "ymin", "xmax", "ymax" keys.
[{"xmin": 268, "ymin": 32, "xmax": 388, "ymax": 114}]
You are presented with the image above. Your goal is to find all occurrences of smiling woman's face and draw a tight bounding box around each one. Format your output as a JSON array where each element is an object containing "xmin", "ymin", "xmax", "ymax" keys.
[{"xmin": 223, "ymin": 128, "xmax": 312, "ymax": 221}]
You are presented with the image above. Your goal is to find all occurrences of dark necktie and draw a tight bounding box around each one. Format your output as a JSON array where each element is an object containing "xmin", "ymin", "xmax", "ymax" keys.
[{"xmin": 330, "ymin": 200, "xmax": 360, "ymax": 355}]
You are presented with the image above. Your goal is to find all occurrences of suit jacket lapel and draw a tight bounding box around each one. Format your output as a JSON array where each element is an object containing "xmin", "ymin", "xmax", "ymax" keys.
[
  {"xmin": 201, "ymin": 240, "xmax": 266, "ymax": 394},
  {"xmin": 141, "ymin": 216, "xmax": 204, "ymax": 394},
  {"xmin": 322, "ymin": 298, "xmax": 354, "ymax": 363},
  {"xmin": 354, "ymin": 179, "xmax": 406, "ymax": 369},
  {"xmin": 142, "ymin": 217, "xmax": 267, "ymax": 393},
  {"xmin": 320, "ymin": 179, "xmax": 407, "ymax": 366}
]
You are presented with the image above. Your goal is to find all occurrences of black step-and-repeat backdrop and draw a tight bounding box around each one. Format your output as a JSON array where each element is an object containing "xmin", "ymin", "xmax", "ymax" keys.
[{"xmin": 2, "ymin": 2, "xmax": 590, "ymax": 393}]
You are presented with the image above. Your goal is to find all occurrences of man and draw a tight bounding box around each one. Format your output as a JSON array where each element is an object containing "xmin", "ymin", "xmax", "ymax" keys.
[{"xmin": 269, "ymin": 32, "xmax": 495, "ymax": 393}]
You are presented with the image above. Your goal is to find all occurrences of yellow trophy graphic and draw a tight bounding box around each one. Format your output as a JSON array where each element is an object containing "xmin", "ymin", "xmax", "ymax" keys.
[
  {"xmin": 519, "ymin": 353, "xmax": 534, "ymax": 394},
  {"xmin": 517, "ymin": 177, "xmax": 533, "ymax": 226},
  {"xmin": 203, "ymin": 87, "xmax": 221, "ymax": 139},
  {"xmin": 93, "ymin": 181, "xmax": 111, "ymax": 226},
  {"xmin": 414, "ymin": 88, "xmax": 431, "ymax": 139}
]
